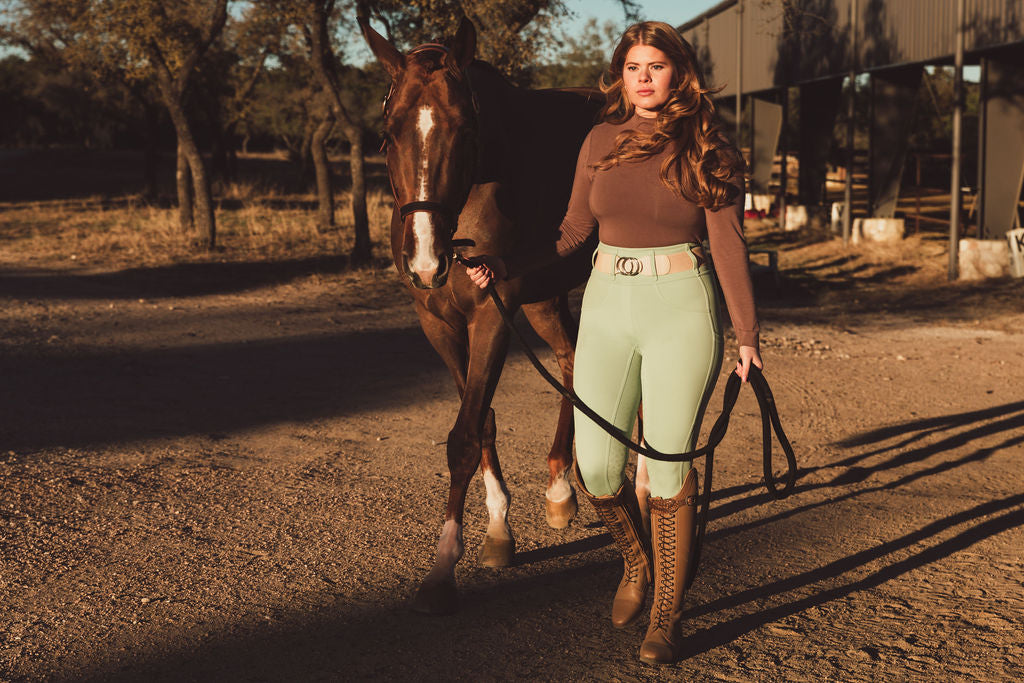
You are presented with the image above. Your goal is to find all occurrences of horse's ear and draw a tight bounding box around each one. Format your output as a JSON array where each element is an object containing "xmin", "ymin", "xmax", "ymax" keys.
[
  {"xmin": 449, "ymin": 17, "xmax": 476, "ymax": 70},
  {"xmin": 359, "ymin": 15, "xmax": 404, "ymax": 78}
]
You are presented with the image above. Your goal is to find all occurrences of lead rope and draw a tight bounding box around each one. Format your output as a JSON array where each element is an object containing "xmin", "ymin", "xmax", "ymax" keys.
[{"xmin": 458, "ymin": 260, "xmax": 798, "ymax": 584}]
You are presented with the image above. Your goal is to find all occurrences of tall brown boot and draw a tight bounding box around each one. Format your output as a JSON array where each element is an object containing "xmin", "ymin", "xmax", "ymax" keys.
[
  {"xmin": 574, "ymin": 463, "xmax": 652, "ymax": 628},
  {"xmin": 639, "ymin": 468, "xmax": 699, "ymax": 665}
]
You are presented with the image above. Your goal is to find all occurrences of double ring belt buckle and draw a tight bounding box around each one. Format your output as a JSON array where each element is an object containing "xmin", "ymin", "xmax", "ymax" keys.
[{"xmin": 615, "ymin": 255, "xmax": 644, "ymax": 276}]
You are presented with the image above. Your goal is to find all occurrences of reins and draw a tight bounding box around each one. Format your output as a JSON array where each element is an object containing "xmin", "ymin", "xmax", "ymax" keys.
[{"xmin": 454, "ymin": 253, "xmax": 798, "ymax": 584}]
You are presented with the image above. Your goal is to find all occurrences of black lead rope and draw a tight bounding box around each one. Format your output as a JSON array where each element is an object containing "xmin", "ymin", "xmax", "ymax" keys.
[{"xmin": 464, "ymin": 265, "xmax": 799, "ymax": 583}]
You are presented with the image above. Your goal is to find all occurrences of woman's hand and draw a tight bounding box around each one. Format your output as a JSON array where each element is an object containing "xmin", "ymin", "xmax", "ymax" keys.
[
  {"xmin": 464, "ymin": 255, "xmax": 507, "ymax": 289},
  {"xmin": 735, "ymin": 345, "xmax": 763, "ymax": 383}
]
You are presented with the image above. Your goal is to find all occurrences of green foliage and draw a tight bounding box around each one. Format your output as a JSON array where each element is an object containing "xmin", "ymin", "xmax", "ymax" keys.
[
  {"xmin": 0, "ymin": 0, "xmax": 639, "ymax": 155},
  {"xmin": 0, "ymin": 54, "xmax": 145, "ymax": 147},
  {"xmin": 528, "ymin": 18, "xmax": 617, "ymax": 89},
  {"xmin": 365, "ymin": 0, "xmax": 569, "ymax": 82}
]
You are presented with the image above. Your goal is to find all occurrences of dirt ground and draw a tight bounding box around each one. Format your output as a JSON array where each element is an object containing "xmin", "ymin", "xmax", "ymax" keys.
[{"xmin": 2, "ymin": 223, "xmax": 1023, "ymax": 681}]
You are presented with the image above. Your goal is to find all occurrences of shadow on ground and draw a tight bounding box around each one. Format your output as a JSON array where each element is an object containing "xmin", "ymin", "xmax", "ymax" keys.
[
  {"xmin": 63, "ymin": 492, "xmax": 1024, "ymax": 681},
  {"xmin": 0, "ymin": 255, "xmax": 396, "ymax": 300},
  {"xmin": 0, "ymin": 324, "xmax": 443, "ymax": 452}
]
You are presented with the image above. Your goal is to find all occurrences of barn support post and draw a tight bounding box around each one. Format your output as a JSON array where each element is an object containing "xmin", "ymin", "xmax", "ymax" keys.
[
  {"xmin": 979, "ymin": 47, "xmax": 1024, "ymax": 242},
  {"xmin": 977, "ymin": 57, "xmax": 988, "ymax": 239},
  {"xmin": 949, "ymin": 0, "xmax": 965, "ymax": 280},
  {"xmin": 751, "ymin": 96, "xmax": 783, "ymax": 197},
  {"xmin": 799, "ymin": 79, "xmax": 844, "ymax": 208},
  {"xmin": 869, "ymin": 66, "xmax": 924, "ymax": 217},
  {"xmin": 736, "ymin": 0, "xmax": 743, "ymax": 144},
  {"xmin": 779, "ymin": 87, "xmax": 789, "ymax": 225},
  {"xmin": 843, "ymin": 0, "xmax": 858, "ymax": 244}
]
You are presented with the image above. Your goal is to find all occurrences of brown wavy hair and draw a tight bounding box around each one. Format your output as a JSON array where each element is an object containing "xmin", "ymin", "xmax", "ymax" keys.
[{"xmin": 593, "ymin": 21, "xmax": 744, "ymax": 211}]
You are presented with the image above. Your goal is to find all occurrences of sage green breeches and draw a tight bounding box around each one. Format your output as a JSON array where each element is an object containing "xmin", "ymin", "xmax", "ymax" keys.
[{"xmin": 574, "ymin": 242, "xmax": 724, "ymax": 499}]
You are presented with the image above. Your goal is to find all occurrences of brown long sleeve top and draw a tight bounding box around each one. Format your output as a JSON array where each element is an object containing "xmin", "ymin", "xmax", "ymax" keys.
[{"xmin": 547, "ymin": 113, "xmax": 759, "ymax": 348}]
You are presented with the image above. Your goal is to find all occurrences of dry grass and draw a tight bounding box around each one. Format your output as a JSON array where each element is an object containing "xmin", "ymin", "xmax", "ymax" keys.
[{"xmin": 0, "ymin": 185, "xmax": 396, "ymax": 271}]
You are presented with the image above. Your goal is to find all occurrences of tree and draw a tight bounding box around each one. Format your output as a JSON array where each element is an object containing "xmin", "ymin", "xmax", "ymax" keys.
[
  {"xmin": 529, "ymin": 18, "xmax": 618, "ymax": 89},
  {"xmin": 98, "ymin": 0, "xmax": 229, "ymax": 248},
  {"xmin": 2, "ymin": 0, "xmax": 230, "ymax": 248},
  {"xmin": 308, "ymin": 0, "xmax": 372, "ymax": 260},
  {"xmin": 194, "ymin": 3, "xmax": 284, "ymax": 186}
]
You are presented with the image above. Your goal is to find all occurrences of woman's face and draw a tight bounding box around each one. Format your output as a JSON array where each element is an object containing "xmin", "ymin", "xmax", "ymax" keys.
[{"xmin": 622, "ymin": 44, "xmax": 677, "ymax": 118}]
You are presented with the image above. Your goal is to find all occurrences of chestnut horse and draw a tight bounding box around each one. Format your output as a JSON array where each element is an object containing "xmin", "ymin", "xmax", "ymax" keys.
[{"xmin": 360, "ymin": 18, "xmax": 602, "ymax": 613}]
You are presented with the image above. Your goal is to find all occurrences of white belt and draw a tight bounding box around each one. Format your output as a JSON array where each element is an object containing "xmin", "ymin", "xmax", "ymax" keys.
[{"xmin": 593, "ymin": 250, "xmax": 702, "ymax": 276}]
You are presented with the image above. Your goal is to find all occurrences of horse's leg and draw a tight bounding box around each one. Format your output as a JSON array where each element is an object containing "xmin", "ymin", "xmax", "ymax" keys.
[
  {"xmin": 409, "ymin": 307, "xmax": 469, "ymax": 615},
  {"xmin": 411, "ymin": 300, "xmax": 511, "ymax": 613},
  {"xmin": 477, "ymin": 406, "xmax": 515, "ymax": 567},
  {"xmin": 521, "ymin": 295, "xmax": 579, "ymax": 529},
  {"xmin": 635, "ymin": 408, "xmax": 651, "ymax": 536}
]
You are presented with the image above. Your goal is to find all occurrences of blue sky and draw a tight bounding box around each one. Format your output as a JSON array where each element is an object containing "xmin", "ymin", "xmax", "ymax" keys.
[{"xmin": 562, "ymin": 0, "xmax": 722, "ymax": 33}]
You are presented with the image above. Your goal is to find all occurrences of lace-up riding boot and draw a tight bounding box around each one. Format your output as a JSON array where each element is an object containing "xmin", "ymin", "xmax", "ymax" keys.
[
  {"xmin": 639, "ymin": 468, "xmax": 699, "ymax": 665},
  {"xmin": 574, "ymin": 463, "xmax": 652, "ymax": 628}
]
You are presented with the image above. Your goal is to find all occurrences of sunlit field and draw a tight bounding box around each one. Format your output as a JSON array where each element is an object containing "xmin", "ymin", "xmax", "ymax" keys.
[{"xmin": 0, "ymin": 151, "xmax": 395, "ymax": 270}]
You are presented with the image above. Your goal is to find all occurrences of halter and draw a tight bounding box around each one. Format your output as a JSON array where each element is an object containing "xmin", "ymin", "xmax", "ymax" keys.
[{"xmin": 380, "ymin": 43, "xmax": 479, "ymax": 234}]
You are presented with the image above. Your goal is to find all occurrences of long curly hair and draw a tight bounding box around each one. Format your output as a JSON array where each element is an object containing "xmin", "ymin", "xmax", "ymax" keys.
[{"xmin": 593, "ymin": 21, "xmax": 744, "ymax": 211}]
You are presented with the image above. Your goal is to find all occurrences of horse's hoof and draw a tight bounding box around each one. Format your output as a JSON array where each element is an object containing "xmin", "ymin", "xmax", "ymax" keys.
[
  {"xmin": 410, "ymin": 578, "xmax": 459, "ymax": 615},
  {"xmin": 478, "ymin": 536, "xmax": 515, "ymax": 567},
  {"xmin": 545, "ymin": 491, "xmax": 578, "ymax": 529}
]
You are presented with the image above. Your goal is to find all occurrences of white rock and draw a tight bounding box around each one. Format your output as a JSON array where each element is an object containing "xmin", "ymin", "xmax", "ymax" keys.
[
  {"xmin": 958, "ymin": 238, "xmax": 1011, "ymax": 280},
  {"xmin": 852, "ymin": 218, "xmax": 904, "ymax": 244},
  {"xmin": 784, "ymin": 205, "xmax": 808, "ymax": 232}
]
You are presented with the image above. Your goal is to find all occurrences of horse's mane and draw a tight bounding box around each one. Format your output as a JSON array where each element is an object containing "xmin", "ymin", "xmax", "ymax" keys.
[{"xmin": 465, "ymin": 59, "xmax": 513, "ymax": 86}]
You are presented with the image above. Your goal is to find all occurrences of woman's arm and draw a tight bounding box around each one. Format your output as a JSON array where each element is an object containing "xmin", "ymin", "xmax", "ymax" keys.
[{"xmin": 705, "ymin": 175, "xmax": 763, "ymax": 381}]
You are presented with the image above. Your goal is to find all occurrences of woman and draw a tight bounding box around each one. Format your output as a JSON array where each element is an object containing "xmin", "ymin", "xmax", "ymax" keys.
[{"xmin": 468, "ymin": 21, "xmax": 762, "ymax": 664}]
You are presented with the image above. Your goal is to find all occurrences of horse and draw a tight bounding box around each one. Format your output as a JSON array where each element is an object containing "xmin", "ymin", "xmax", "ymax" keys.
[{"xmin": 360, "ymin": 17, "xmax": 603, "ymax": 614}]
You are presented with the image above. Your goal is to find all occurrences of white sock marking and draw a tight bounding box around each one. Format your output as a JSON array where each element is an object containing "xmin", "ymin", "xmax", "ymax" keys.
[
  {"xmin": 636, "ymin": 454, "xmax": 651, "ymax": 496},
  {"xmin": 425, "ymin": 519, "xmax": 463, "ymax": 583},
  {"xmin": 481, "ymin": 471, "xmax": 509, "ymax": 528},
  {"xmin": 546, "ymin": 470, "xmax": 573, "ymax": 503}
]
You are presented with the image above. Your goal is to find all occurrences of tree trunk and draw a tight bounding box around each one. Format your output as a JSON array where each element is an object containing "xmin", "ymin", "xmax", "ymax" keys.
[
  {"xmin": 208, "ymin": 106, "xmax": 229, "ymax": 188},
  {"xmin": 144, "ymin": 101, "xmax": 160, "ymax": 201},
  {"xmin": 225, "ymin": 121, "xmax": 239, "ymax": 183},
  {"xmin": 309, "ymin": 1, "xmax": 372, "ymax": 260},
  {"xmin": 186, "ymin": 144, "xmax": 217, "ymax": 249},
  {"xmin": 347, "ymin": 129, "xmax": 372, "ymax": 263},
  {"xmin": 299, "ymin": 112, "xmax": 316, "ymax": 183},
  {"xmin": 145, "ymin": 0, "xmax": 227, "ymax": 248},
  {"xmin": 311, "ymin": 114, "xmax": 335, "ymax": 232},
  {"xmin": 166, "ymin": 96, "xmax": 217, "ymax": 249},
  {"xmin": 176, "ymin": 142, "xmax": 194, "ymax": 232}
]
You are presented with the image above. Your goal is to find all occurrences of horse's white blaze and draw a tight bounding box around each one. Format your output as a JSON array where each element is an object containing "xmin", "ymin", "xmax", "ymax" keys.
[
  {"xmin": 545, "ymin": 469, "xmax": 573, "ymax": 503},
  {"xmin": 483, "ymin": 469, "xmax": 510, "ymax": 528},
  {"xmin": 409, "ymin": 212, "xmax": 439, "ymax": 273},
  {"xmin": 415, "ymin": 105, "xmax": 434, "ymax": 202},
  {"xmin": 407, "ymin": 105, "xmax": 440, "ymax": 275}
]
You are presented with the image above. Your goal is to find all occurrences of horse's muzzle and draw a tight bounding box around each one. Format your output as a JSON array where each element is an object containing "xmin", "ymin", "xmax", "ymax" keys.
[{"xmin": 403, "ymin": 252, "xmax": 451, "ymax": 289}]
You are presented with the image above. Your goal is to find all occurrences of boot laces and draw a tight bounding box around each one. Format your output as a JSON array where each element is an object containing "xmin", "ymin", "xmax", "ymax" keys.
[
  {"xmin": 602, "ymin": 511, "xmax": 643, "ymax": 584},
  {"xmin": 652, "ymin": 512, "xmax": 677, "ymax": 629}
]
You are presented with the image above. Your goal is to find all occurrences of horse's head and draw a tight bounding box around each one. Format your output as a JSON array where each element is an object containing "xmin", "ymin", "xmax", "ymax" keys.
[{"xmin": 361, "ymin": 17, "xmax": 478, "ymax": 289}]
